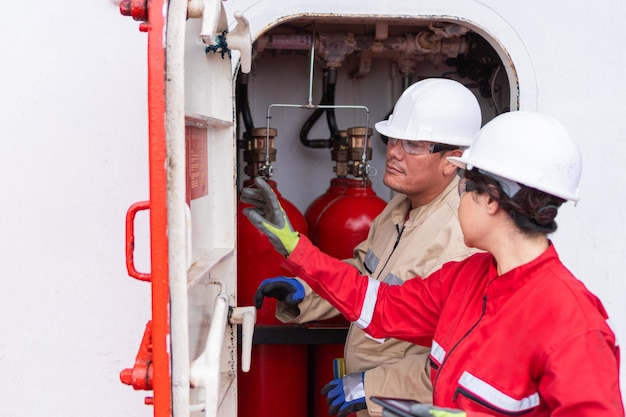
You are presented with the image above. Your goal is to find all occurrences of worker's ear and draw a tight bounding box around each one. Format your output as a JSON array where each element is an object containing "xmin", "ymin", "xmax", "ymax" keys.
[
  {"xmin": 442, "ymin": 149, "xmax": 463, "ymax": 176},
  {"xmin": 484, "ymin": 184, "xmax": 502, "ymax": 215}
]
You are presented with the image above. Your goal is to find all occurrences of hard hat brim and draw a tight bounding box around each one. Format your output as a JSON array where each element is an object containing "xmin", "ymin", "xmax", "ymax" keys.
[
  {"xmin": 447, "ymin": 156, "xmax": 580, "ymax": 202},
  {"xmin": 377, "ymin": 121, "xmax": 472, "ymax": 146},
  {"xmin": 375, "ymin": 120, "xmax": 406, "ymax": 140},
  {"xmin": 447, "ymin": 156, "xmax": 469, "ymax": 169}
]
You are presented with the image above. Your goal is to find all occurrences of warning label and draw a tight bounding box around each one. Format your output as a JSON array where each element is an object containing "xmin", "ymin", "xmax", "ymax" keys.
[{"xmin": 185, "ymin": 126, "xmax": 208, "ymax": 202}]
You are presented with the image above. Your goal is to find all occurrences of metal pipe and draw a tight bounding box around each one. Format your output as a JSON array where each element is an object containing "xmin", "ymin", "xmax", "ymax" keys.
[
  {"xmin": 306, "ymin": 34, "xmax": 316, "ymax": 107},
  {"xmin": 261, "ymin": 32, "xmax": 372, "ymax": 178},
  {"xmin": 230, "ymin": 306, "xmax": 257, "ymax": 372},
  {"xmin": 264, "ymin": 103, "xmax": 370, "ymax": 177}
]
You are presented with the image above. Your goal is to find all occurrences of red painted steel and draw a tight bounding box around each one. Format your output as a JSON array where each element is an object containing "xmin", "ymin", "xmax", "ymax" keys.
[
  {"xmin": 316, "ymin": 179, "xmax": 386, "ymax": 259},
  {"xmin": 119, "ymin": 0, "xmax": 149, "ymax": 21},
  {"xmin": 237, "ymin": 178, "xmax": 309, "ymax": 417},
  {"xmin": 304, "ymin": 177, "xmax": 348, "ymax": 244},
  {"xmin": 120, "ymin": 321, "xmax": 154, "ymax": 390},
  {"xmin": 125, "ymin": 201, "xmax": 152, "ymax": 282},
  {"xmin": 145, "ymin": 0, "xmax": 172, "ymax": 413},
  {"xmin": 312, "ymin": 178, "xmax": 386, "ymax": 417},
  {"xmin": 120, "ymin": 0, "xmax": 171, "ymax": 414},
  {"xmin": 312, "ymin": 343, "xmax": 348, "ymax": 417}
]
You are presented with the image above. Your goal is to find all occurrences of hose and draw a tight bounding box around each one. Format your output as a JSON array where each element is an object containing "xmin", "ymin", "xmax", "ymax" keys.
[
  {"xmin": 237, "ymin": 71, "xmax": 255, "ymax": 134},
  {"xmin": 299, "ymin": 67, "xmax": 339, "ymax": 148}
]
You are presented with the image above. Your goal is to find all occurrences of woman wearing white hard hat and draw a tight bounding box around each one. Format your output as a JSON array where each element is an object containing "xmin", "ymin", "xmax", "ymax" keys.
[{"xmin": 241, "ymin": 111, "xmax": 624, "ymax": 416}]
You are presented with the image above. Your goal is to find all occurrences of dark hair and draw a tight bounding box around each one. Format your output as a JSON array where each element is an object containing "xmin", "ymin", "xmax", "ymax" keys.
[{"xmin": 464, "ymin": 169, "xmax": 566, "ymax": 235}]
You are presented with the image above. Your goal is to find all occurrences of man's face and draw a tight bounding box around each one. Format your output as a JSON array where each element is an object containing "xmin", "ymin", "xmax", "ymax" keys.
[{"xmin": 383, "ymin": 138, "xmax": 460, "ymax": 206}]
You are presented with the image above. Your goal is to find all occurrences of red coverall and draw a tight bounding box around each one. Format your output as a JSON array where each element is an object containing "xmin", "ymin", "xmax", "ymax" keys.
[{"xmin": 284, "ymin": 236, "xmax": 624, "ymax": 417}]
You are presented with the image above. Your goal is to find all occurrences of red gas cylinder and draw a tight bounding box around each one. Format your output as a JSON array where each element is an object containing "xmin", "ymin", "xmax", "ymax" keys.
[
  {"xmin": 304, "ymin": 177, "xmax": 348, "ymax": 244},
  {"xmin": 316, "ymin": 179, "xmax": 387, "ymax": 259},
  {"xmin": 237, "ymin": 178, "xmax": 309, "ymax": 417},
  {"xmin": 312, "ymin": 178, "xmax": 387, "ymax": 417}
]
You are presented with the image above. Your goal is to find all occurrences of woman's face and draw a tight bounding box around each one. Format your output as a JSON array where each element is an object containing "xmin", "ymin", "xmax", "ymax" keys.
[{"xmin": 457, "ymin": 175, "xmax": 488, "ymax": 249}]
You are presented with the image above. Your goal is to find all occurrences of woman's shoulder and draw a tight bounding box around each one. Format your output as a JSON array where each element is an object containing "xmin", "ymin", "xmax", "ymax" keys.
[{"xmin": 437, "ymin": 251, "xmax": 494, "ymax": 280}]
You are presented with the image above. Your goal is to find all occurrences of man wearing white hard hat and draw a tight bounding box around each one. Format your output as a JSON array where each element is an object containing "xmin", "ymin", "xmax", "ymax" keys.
[
  {"xmin": 243, "ymin": 111, "xmax": 623, "ymax": 416},
  {"xmin": 250, "ymin": 78, "xmax": 482, "ymax": 417}
]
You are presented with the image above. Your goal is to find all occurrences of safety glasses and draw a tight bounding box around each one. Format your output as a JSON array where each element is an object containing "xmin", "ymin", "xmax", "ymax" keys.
[
  {"xmin": 387, "ymin": 138, "xmax": 458, "ymax": 155},
  {"xmin": 457, "ymin": 171, "xmax": 478, "ymax": 197}
]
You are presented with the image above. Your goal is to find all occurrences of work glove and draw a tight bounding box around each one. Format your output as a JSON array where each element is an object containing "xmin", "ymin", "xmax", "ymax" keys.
[
  {"xmin": 407, "ymin": 404, "xmax": 466, "ymax": 417},
  {"xmin": 240, "ymin": 177, "xmax": 299, "ymax": 257},
  {"xmin": 321, "ymin": 372, "xmax": 367, "ymax": 417},
  {"xmin": 254, "ymin": 276, "xmax": 305, "ymax": 309}
]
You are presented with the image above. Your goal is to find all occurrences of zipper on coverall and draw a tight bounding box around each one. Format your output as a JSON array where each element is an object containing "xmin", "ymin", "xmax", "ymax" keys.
[
  {"xmin": 371, "ymin": 224, "xmax": 404, "ymax": 278},
  {"xmin": 432, "ymin": 295, "xmax": 487, "ymax": 401},
  {"xmin": 347, "ymin": 224, "xmax": 405, "ymax": 363}
]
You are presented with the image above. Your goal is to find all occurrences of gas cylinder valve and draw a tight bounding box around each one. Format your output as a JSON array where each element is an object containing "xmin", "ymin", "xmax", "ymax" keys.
[
  {"xmin": 354, "ymin": 162, "xmax": 371, "ymax": 179},
  {"xmin": 257, "ymin": 164, "xmax": 274, "ymax": 179},
  {"xmin": 347, "ymin": 126, "xmax": 373, "ymax": 179},
  {"xmin": 244, "ymin": 127, "xmax": 277, "ymax": 179}
]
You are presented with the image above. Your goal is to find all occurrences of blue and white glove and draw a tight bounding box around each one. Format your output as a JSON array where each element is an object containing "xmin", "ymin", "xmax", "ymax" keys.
[
  {"xmin": 254, "ymin": 276, "xmax": 305, "ymax": 309},
  {"xmin": 408, "ymin": 404, "xmax": 466, "ymax": 417},
  {"xmin": 321, "ymin": 372, "xmax": 367, "ymax": 417}
]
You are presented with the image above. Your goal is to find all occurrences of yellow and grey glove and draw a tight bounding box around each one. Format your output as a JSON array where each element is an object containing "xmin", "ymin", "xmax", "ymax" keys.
[
  {"xmin": 240, "ymin": 177, "xmax": 300, "ymax": 257},
  {"xmin": 408, "ymin": 404, "xmax": 466, "ymax": 417}
]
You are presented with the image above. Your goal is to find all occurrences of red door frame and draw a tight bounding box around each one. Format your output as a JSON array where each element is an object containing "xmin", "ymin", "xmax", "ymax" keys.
[
  {"xmin": 146, "ymin": 0, "xmax": 172, "ymax": 415},
  {"xmin": 120, "ymin": 0, "xmax": 172, "ymax": 415},
  {"xmin": 120, "ymin": 0, "xmax": 172, "ymax": 417}
]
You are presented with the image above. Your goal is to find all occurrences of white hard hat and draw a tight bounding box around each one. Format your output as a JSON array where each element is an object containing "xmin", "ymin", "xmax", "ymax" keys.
[
  {"xmin": 448, "ymin": 111, "xmax": 582, "ymax": 202},
  {"xmin": 375, "ymin": 78, "xmax": 482, "ymax": 147}
]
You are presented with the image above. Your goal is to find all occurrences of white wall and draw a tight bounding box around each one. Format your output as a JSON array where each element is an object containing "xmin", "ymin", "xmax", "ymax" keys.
[
  {"xmin": 0, "ymin": 1, "xmax": 154, "ymax": 416},
  {"xmin": 1, "ymin": 1, "xmax": 624, "ymax": 416},
  {"xmin": 508, "ymin": 0, "xmax": 626, "ymax": 351}
]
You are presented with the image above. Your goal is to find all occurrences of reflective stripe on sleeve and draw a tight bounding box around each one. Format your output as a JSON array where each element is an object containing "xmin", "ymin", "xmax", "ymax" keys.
[
  {"xmin": 459, "ymin": 371, "xmax": 540, "ymax": 413},
  {"xmin": 430, "ymin": 339, "xmax": 446, "ymax": 365},
  {"xmin": 343, "ymin": 372, "xmax": 365, "ymax": 402},
  {"xmin": 355, "ymin": 277, "xmax": 380, "ymax": 329},
  {"xmin": 364, "ymin": 250, "xmax": 379, "ymax": 274},
  {"xmin": 382, "ymin": 273, "xmax": 404, "ymax": 286}
]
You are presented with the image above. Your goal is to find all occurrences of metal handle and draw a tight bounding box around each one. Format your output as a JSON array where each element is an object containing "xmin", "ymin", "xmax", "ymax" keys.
[
  {"xmin": 198, "ymin": 0, "xmax": 222, "ymax": 45},
  {"xmin": 188, "ymin": 295, "xmax": 257, "ymax": 417},
  {"xmin": 125, "ymin": 201, "xmax": 151, "ymax": 282},
  {"xmin": 225, "ymin": 12, "xmax": 252, "ymax": 74},
  {"xmin": 230, "ymin": 306, "xmax": 256, "ymax": 372},
  {"xmin": 189, "ymin": 294, "xmax": 230, "ymax": 417}
]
